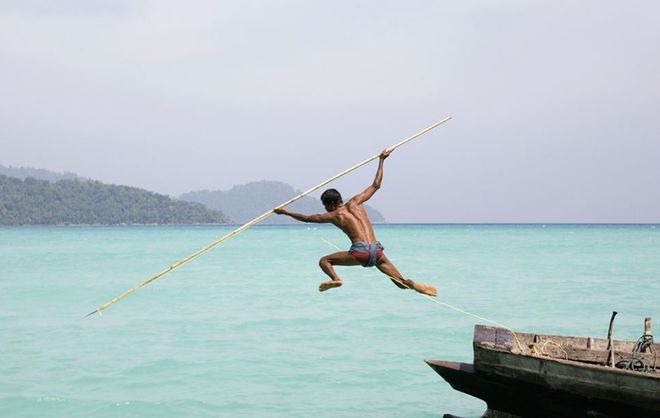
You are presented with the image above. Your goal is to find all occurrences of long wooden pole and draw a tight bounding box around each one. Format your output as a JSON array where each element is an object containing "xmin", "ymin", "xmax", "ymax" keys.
[{"xmin": 85, "ymin": 116, "xmax": 452, "ymax": 317}]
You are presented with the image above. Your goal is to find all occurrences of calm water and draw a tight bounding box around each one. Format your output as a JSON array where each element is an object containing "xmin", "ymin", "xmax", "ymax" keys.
[{"xmin": 1, "ymin": 224, "xmax": 659, "ymax": 417}]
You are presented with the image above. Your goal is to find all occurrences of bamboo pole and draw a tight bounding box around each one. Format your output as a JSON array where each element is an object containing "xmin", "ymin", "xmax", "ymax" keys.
[{"xmin": 85, "ymin": 116, "xmax": 452, "ymax": 317}]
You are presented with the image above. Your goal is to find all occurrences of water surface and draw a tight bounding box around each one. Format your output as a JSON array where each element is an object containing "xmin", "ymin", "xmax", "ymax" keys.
[{"xmin": 1, "ymin": 224, "xmax": 658, "ymax": 417}]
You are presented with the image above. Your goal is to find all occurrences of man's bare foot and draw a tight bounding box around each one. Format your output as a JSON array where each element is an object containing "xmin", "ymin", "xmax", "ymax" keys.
[
  {"xmin": 413, "ymin": 282, "xmax": 437, "ymax": 297},
  {"xmin": 319, "ymin": 280, "xmax": 342, "ymax": 292}
]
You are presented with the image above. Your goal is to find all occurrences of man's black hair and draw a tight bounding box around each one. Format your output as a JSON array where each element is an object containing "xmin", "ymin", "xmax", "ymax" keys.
[{"xmin": 321, "ymin": 188, "xmax": 343, "ymax": 206}]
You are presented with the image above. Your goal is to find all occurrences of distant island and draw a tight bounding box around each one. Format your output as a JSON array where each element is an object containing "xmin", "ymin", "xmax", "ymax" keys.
[
  {"xmin": 0, "ymin": 165, "xmax": 385, "ymax": 226},
  {"xmin": 0, "ymin": 174, "xmax": 228, "ymax": 226},
  {"xmin": 180, "ymin": 180, "xmax": 385, "ymax": 225}
]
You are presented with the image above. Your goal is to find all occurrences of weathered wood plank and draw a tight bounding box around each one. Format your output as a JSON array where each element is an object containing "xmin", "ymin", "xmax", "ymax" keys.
[
  {"xmin": 523, "ymin": 343, "xmax": 657, "ymax": 365},
  {"xmin": 474, "ymin": 324, "xmax": 660, "ymax": 360}
]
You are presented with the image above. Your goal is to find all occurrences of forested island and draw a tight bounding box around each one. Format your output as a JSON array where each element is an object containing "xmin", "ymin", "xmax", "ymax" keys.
[
  {"xmin": 0, "ymin": 165, "xmax": 385, "ymax": 226},
  {"xmin": 0, "ymin": 175, "xmax": 228, "ymax": 226}
]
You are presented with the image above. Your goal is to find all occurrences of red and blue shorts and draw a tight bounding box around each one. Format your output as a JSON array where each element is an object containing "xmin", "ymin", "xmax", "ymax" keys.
[{"xmin": 349, "ymin": 241, "xmax": 384, "ymax": 267}]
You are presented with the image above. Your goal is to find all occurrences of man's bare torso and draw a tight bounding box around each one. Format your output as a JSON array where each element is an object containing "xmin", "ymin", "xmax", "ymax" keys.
[{"xmin": 327, "ymin": 200, "xmax": 377, "ymax": 244}]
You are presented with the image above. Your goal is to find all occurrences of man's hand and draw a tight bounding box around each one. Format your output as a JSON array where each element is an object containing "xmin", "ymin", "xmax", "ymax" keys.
[
  {"xmin": 379, "ymin": 149, "xmax": 392, "ymax": 160},
  {"xmin": 274, "ymin": 207, "xmax": 287, "ymax": 215}
]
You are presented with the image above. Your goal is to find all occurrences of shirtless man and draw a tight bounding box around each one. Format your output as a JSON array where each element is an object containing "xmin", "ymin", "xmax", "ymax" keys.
[{"xmin": 274, "ymin": 150, "xmax": 437, "ymax": 297}]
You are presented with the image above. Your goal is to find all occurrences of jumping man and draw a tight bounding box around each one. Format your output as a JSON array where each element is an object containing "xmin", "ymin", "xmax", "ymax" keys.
[{"xmin": 274, "ymin": 149, "xmax": 437, "ymax": 297}]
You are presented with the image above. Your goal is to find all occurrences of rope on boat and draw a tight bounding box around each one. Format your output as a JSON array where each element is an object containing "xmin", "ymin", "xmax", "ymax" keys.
[
  {"xmin": 320, "ymin": 238, "xmax": 528, "ymax": 353},
  {"xmin": 534, "ymin": 339, "xmax": 569, "ymax": 360},
  {"xmin": 616, "ymin": 334, "xmax": 656, "ymax": 372}
]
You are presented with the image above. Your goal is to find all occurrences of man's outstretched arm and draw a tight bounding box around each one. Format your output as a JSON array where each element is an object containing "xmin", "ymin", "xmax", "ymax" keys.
[
  {"xmin": 274, "ymin": 208, "xmax": 333, "ymax": 223},
  {"xmin": 350, "ymin": 149, "xmax": 391, "ymax": 205}
]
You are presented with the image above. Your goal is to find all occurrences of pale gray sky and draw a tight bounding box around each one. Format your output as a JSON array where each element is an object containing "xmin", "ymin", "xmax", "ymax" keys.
[{"xmin": 2, "ymin": 1, "xmax": 659, "ymax": 222}]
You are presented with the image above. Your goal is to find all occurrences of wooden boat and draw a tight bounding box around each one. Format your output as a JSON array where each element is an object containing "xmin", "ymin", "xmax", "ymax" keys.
[{"xmin": 426, "ymin": 323, "xmax": 660, "ymax": 418}]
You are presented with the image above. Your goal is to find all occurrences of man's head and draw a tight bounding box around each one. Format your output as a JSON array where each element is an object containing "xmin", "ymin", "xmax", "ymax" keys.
[{"xmin": 321, "ymin": 188, "xmax": 342, "ymax": 211}]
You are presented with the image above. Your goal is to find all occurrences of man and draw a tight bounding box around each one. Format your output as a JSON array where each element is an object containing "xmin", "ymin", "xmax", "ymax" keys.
[{"xmin": 274, "ymin": 149, "xmax": 437, "ymax": 297}]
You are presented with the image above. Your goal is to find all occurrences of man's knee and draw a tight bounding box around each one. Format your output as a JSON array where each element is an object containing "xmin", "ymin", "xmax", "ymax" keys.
[{"xmin": 319, "ymin": 256, "xmax": 330, "ymax": 268}]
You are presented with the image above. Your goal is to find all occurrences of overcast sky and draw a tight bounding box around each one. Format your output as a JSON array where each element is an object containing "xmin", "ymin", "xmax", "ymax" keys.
[{"xmin": 1, "ymin": 1, "xmax": 659, "ymax": 223}]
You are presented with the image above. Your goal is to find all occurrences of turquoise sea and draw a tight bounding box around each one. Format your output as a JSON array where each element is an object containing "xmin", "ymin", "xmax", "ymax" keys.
[{"xmin": 1, "ymin": 224, "xmax": 659, "ymax": 417}]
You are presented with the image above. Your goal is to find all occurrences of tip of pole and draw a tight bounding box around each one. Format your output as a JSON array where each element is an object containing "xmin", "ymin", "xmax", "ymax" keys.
[{"xmin": 85, "ymin": 310, "xmax": 98, "ymax": 318}]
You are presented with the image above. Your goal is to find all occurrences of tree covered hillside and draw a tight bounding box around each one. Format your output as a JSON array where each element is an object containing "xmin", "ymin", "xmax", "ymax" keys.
[
  {"xmin": 0, "ymin": 175, "xmax": 229, "ymax": 226},
  {"xmin": 180, "ymin": 181, "xmax": 385, "ymax": 225}
]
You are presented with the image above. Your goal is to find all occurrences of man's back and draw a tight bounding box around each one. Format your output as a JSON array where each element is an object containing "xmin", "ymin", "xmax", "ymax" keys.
[{"xmin": 328, "ymin": 199, "xmax": 377, "ymax": 244}]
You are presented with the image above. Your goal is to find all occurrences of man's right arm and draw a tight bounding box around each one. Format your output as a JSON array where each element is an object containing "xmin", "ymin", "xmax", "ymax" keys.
[
  {"xmin": 350, "ymin": 149, "xmax": 391, "ymax": 205},
  {"xmin": 274, "ymin": 208, "xmax": 332, "ymax": 223}
]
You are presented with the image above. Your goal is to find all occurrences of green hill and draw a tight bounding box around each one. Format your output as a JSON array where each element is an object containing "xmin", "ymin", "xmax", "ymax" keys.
[
  {"xmin": 0, "ymin": 175, "xmax": 229, "ymax": 226},
  {"xmin": 180, "ymin": 181, "xmax": 386, "ymax": 225}
]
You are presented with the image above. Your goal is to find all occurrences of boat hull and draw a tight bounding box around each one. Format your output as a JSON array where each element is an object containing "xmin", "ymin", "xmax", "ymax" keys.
[
  {"xmin": 427, "ymin": 359, "xmax": 658, "ymax": 418},
  {"xmin": 426, "ymin": 325, "xmax": 660, "ymax": 418}
]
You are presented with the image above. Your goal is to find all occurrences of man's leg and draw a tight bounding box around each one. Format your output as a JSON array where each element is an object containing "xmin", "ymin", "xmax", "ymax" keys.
[
  {"xmin": 374, "ymin": 257, "xmax": 410, "ymax": 289},
  {"xmin": 318, "ymin": 251, "xmax": 361, "ymax": 292},
  {"xmin": 376, "ymin": 256, "xmax": 437, "ymax": 296}
]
